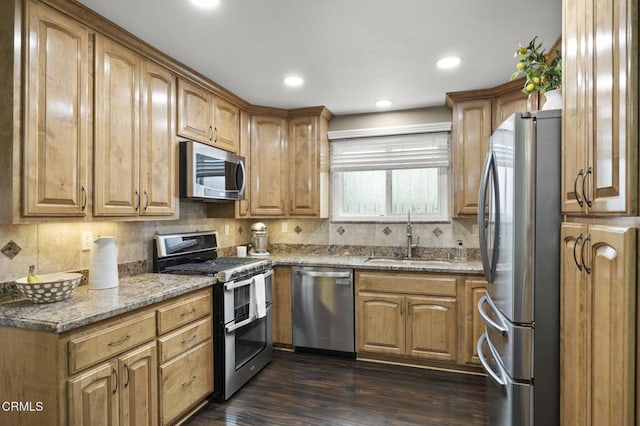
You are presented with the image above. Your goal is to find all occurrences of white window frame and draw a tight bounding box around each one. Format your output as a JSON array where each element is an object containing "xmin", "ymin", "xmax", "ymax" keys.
[{"xmin": 328, "ymin": 123, "xmax": 452, "ymax": 223}]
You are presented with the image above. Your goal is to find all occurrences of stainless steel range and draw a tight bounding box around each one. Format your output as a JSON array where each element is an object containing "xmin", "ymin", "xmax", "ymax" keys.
[{"xmin": 153, "ymin": 231, "xmax": 273, "ymax": 401}]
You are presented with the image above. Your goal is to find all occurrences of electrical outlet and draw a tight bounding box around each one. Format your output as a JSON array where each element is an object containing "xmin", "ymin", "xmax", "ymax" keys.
[
  {"xmin": 282, "ymin": 222, "xmax": 288, "ymax": 233},
  {"xmin": 81, "ymin": 231, "xmax": 93, "ymax": 251},
  {"xmin": 224, "ymin": 224, "xmax": 230, "ymax": 236},
  {"xmin": 472, "ymin": 224, "xmax": 479, "ymax": 237}
]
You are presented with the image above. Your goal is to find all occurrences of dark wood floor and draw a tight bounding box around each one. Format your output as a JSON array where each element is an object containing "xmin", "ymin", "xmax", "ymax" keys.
[{"xmin": 186, "ymin": 350, "xmax": 489, "ymax": 426}]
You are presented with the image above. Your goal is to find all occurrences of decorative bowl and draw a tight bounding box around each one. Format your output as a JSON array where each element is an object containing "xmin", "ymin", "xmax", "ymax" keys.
[{"xmin": 15, "ymin": 272, "xmax": 82, "ymax": 304}]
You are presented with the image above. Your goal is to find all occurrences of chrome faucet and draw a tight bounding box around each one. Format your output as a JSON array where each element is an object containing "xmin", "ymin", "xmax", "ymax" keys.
[{"xmin": 406, "ymin": 212, "xmax": 419, "ymax": 258}]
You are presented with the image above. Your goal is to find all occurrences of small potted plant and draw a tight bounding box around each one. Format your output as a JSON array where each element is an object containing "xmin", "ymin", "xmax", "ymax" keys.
[{"xmin": 511, "ymin": 36, "xmax": 562, "ymax": 109}]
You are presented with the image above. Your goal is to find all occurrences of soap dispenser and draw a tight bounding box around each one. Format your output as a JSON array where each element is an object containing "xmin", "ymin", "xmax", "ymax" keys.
[{"xmin": 455, "ymin": 240, "xmax": 467, "ymax": 262}]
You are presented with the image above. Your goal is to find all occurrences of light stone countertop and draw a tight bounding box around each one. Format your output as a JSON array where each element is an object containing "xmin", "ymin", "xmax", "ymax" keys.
[
  {"xmin": 0, "ymin": 273, "xmax": 216, "ymax": 333},
  {"xmin": 268, "ymin": 254, "xmax": 485, "ymax": 275}
]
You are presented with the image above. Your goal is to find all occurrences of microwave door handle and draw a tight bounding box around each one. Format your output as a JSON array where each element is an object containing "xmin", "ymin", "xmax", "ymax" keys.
[{"xmin": 236, "ymin": 160, "xmax": 246, "ymax": 196}]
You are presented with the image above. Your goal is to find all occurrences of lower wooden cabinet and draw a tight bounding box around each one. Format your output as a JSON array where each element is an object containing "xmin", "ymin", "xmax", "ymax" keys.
[
  {"xmin": 356, "ymin": 271, "xmax": 458, "ymax": 363},
  {"xmin": 0, "ymin": 287, "xmax": 213, "ymax": 426},
  {"xmin": 272, "ymin": 266, "xmax": 293, "ymax": 346},
  {"xmin": 459, "ymin": 278, "xmax": 488, "ymax": 366},
  {"xmin": 68, "ymin": 341, "xmax": 158, "ymax": 426},
  {"xmin": 560, "ymin": 223, "xmax": 636, "ymax": 425}
]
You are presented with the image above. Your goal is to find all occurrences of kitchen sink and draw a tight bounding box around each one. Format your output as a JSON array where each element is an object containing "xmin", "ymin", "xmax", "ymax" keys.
[{"xmin": 364, "ymin": 257, "xmax": 453, "ymax": 266}]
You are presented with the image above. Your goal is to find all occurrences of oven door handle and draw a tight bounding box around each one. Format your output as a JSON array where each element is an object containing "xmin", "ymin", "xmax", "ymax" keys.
[
  {"xmin": 224, "ymin": 277, "xmax": 254, "ymax": 291},
  {"xmin": 225, "ymin": 303, "xmax": 272, "ymax": 334},
  {"xmin": 223, "ymin": 269, "xmax": 273, "ymax": 291}
]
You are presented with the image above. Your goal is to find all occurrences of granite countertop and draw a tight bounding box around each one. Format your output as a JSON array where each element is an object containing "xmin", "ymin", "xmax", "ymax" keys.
[
  {"xmin": 269, "ymin": 254, "xmax": 485, "ymax": 275},
  {"xmin": 0, "ymin": 273, "xmax": 216, "ymax": 333}
]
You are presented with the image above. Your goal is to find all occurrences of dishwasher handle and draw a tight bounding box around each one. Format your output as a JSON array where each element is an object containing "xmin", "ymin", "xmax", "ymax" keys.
[{"xmin": 294, "ymin": 270, "xmax": 352, "ymax": 279}]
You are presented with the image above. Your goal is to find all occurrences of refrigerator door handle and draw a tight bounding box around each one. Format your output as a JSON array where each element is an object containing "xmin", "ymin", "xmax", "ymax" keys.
[
  {"xmin": 477, "ymin": 332, "xmax": 507, "ymax": 387},
  {"xmin": 478, "ymin": 151, "xmax": 500, "ymax": 283},
  {"xmin": 477, "ymin": 295, "xmax": 508, "ymax": 335}
]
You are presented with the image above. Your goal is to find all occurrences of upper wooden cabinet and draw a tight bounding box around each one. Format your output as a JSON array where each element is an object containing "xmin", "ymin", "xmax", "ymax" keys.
[
  {"xmin": 177, "ymin": 78, "xmax": 240, "ymax": 153},
  {"xmin": 94, "ymin": 36, "xmax": 177, "ymax": 218},
  {"xmin": 561, "ymin": 0, "xmax": 638, "ymax": 216},
  {"xmin": 22, "ymin": 0, "xmax": 90, "ymax": 218},
  {"xmin": 249, "ymin": 114, "xmax": 288, "ymax": 216},
  {"xmin": 447, "ymin": 79, "xmax": 537, "ymax": 217},
  {"xmin": 560, "ymin": 223, "xmax": 636, "ymax": 425}
]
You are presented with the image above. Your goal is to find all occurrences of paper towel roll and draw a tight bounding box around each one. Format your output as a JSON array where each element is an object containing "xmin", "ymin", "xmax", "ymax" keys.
[{"xmin": 89, "ymin": 236, "xmax": 119, "ymax": 290}]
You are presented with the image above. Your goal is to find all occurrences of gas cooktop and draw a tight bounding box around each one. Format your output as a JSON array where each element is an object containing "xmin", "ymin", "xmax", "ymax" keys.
[{"xmin": 153, "ymin": 231, "xmax": 271, "ymax": 282}]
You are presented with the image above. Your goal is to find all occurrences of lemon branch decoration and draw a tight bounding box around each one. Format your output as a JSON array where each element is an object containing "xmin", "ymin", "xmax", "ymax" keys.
[{"xmin": 511, "ymin": 36, "xmax": 561, "ymax": 94}]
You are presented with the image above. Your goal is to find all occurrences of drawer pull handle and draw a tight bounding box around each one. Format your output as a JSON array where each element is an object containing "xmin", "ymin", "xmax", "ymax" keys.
[
  {"xmin": 182, "ymin": 375, "xmax": 197, "ymax": 387},
  {"xmin": 180, "ymin": 307, "xmax": 197, "ymax": 317},
  {"xmin": 108, "ymin": 335, "xmax": 131, "ymax": 347},
  {"xmin": 181, "ymin": 334, "xmax": 198, "ymax": 345}
]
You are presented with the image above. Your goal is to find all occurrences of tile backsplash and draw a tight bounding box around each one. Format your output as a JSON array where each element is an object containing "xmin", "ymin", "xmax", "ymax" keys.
[{"xmin": 1, "ymin": 200, "xmax": 479, "ymax": 284}]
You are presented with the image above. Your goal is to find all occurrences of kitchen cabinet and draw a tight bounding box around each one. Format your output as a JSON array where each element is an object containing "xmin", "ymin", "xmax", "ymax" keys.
[
  {"xmin": 22, "ymin": 0, "xmax": 90, "ymax": 217},
  {"xmin": 249, "ymin": 114, "xmax": 289, "ymax": 216},
  {"xmin": 272, "ymin": 266, "xmax": 293, "ymax": 346},
  {"xmin": 447, "ymin": 79, "xmax": 539, "ymax": 217},
  {"xmin": 560, "ymin": 223, "xmax": 636, "ymax": 425},
  {"xmin": 459, "ymin": 278, "xmax": 488, "ymax": 366},
  {"xmin": 156, "ymin": 290, "xmax": 213, "ymax": 425},
  {"xmin": 68, "ymin": 342, "xmax": 158, "ymax": 426},
  {"xmin": 356, "ymin": 271, "xmax": 458, "ymax": 363},
  {"xmin": 561, "ymin": 0, "xmax": 638, "ymax": 215},
  {"xmin": 0, "ymin": 287, "xmax": 212, "ymax": 426},
  {"xmin": 94, "ymin": 35, "xmax": 177, "ymax": 218},
  {"xmin": 177, "ymin": 78, "xmax": 240, "ymax": 153}
]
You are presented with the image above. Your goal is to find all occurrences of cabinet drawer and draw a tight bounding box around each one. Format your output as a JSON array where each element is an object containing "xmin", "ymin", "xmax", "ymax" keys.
[
  {"xmin": 357, "ymin": 271, "xmax": 457, "ymax": 296},
  {"xmin": 69, "ymin": 312, "xmax": 156, "ymax": 374},
  {"xmin": 157, "ymin": 289, "xmax": 212, "ymax": 335},
  {"xmin": 157, "ymin": 317, "xmax": 212, "ymax": 363},
  {"xmin": 159, "ymin": 340, "xmax": 213, "ymax": 425}
]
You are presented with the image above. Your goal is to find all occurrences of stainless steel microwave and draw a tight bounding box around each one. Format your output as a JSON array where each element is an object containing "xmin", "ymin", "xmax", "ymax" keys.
[{"xmin": 179, "ymin": 140, "xmax": 246, "ymax": 202}]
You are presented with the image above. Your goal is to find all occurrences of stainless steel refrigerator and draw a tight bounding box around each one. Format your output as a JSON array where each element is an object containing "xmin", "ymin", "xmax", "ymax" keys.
[{"xmin": 477, "ymin": 110, "xmax": 561, "ymax": 426}]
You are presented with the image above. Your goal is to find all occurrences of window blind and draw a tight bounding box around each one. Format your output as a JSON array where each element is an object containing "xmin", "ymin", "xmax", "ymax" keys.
[{"xmin": 330, "ymin": 132, "xmax": 450, "ymax": 172}]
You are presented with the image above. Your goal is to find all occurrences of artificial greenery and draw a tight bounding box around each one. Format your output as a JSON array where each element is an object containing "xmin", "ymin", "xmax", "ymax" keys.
[{"xmin": 510, "ymin": 36, "xmax": 562, "ymax": 94}]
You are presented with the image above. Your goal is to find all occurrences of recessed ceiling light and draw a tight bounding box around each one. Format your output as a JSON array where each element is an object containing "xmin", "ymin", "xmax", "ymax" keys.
[
  {"xmin": 375, "ymin": 99, "xmax": 393, "ymax": 108},
  {"xmin": 189, "ymin": 0, "xmax": 220, "ymax": 9},
  {"xmin": 283, "ymin": 76, "xmax": 304, "ymax": 87},
  {"xmin": 436, "ymin": 56, "xmax": 462, "ymax": 69}
]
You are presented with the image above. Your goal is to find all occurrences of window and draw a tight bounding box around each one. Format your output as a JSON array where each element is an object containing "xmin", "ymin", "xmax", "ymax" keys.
[{"xmin": 330, "ymin": 130, "xmax": 450, "ymax": 222}]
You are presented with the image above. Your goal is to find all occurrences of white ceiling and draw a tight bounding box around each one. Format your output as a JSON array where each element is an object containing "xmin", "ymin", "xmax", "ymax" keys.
[{"xmin": 75, "ymin": 0, "xmax": 562, "ymax": 115}]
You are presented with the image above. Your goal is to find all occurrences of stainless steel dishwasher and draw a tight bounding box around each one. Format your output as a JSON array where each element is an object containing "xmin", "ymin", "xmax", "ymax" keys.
[{"xmin": 292, "ymin": 266, "xmax": 355, "ymax": 353}]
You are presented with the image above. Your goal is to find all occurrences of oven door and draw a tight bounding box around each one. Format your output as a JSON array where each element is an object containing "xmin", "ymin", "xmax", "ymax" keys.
[{"xmin": 224, "ymin": 303, "xmax": 273, "ymax": 399}]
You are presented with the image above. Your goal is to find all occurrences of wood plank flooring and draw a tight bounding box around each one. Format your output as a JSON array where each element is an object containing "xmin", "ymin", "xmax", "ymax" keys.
[{"xmin": 186, "ymin": 350, "xmax": 489, "ymax": 425}]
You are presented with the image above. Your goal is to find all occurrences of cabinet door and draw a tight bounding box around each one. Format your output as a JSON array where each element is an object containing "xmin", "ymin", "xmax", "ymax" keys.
[
  {"xmin": 585, "ymin": 225, "xmax": 636, "ymax": 425},
  {"xmin": 560, "ymin": 223, "xmax": 636, "ymax": 425},
  {"xmin": 177, "ymin": 79, "xmax": 213, "ymax": 144},
  {"xmin": 139, "ymin": 60, "xmax": 176, "ymax": 217},
  {"xmin": 23, "ymin": 1, "xmax": 89, "ymax": 217},
  {"xmin": 236, "ymin": 110, "xmax": 251, "ymax": 217},
  {"xmin": 356, "ymin": 293, "xmax": 404, "ymax": 355},
  {"xmin": 212, "ymin": 96, "xmax": 239, "ymax": 153},
  {"xmin": 68, "ymin": 361, "xmax": 119, "ymax": 426},
  {"xmin": 94, "ymin": 35, "xmax": 140, "ymax": 216},
  {"xmin": 272, "ymin": 266, "xmax": 292, "ymax": 345},
  {"xmin": 587, "ymin": 0, "xmax": 637, "ymax": 215},
  {"xmin": 451, "ymin": 99, "xmax": 492, "ymax": 216},
  {"xmin": 460, "ymin": 278, "xmax": 488, "ymax": 365},
  {"xmin": 288, "ymin": 115, "xmax": 319, "ymax": 216},
  {"xmin": 406, "ymin": 295, "xmax": 457, "ymax": 362},
  {"xmin": 560, "ymin": 223, "xmax": 589, "ymax": 425},
  {"xmin": 119, "ymin": 342, "xmax": 158, "ymax": 426},
  {"xmin": 491, "ymin": 88, "xmax": 531, "ymax": 132},
  {"xmin": 250, "ymin": 115, "xmax": 288, "ymax": 216}
]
